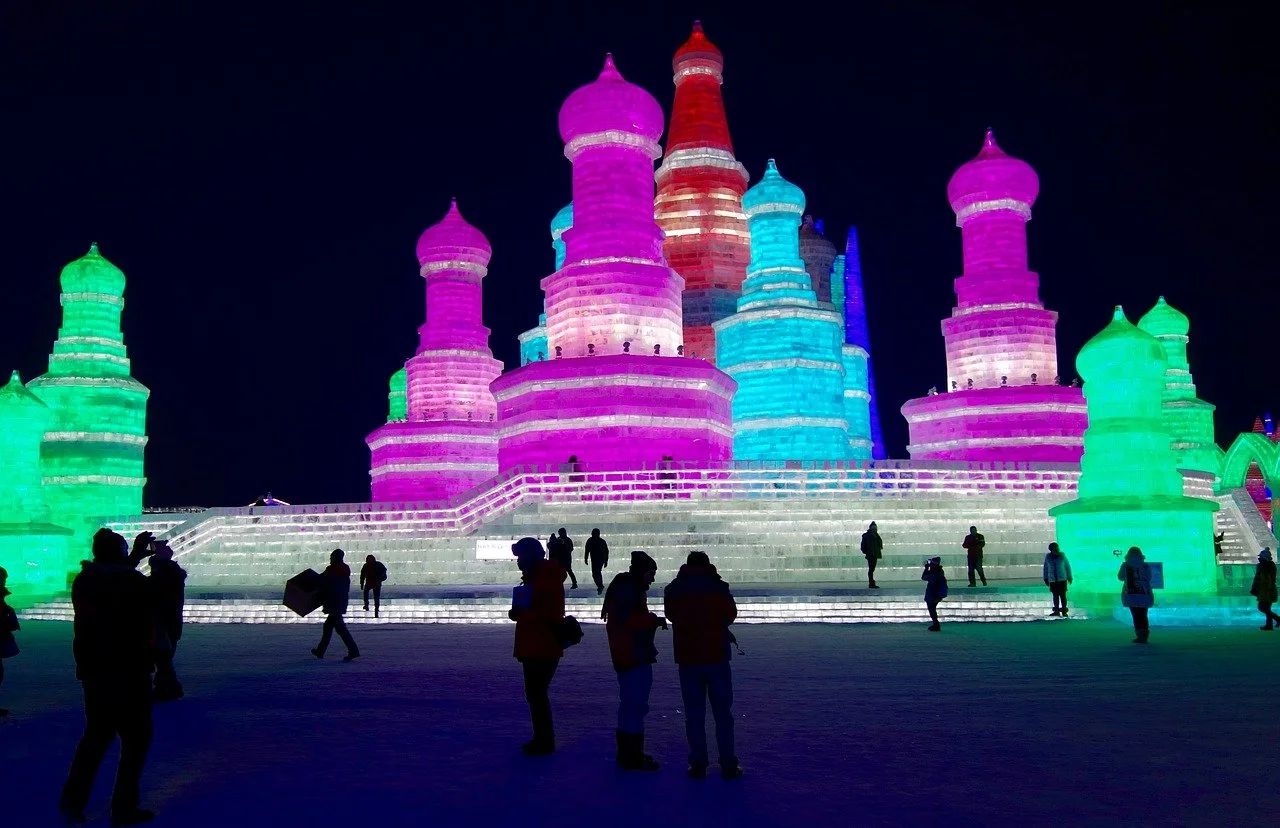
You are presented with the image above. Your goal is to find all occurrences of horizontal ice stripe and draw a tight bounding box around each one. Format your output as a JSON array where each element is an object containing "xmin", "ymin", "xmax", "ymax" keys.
[
  {"xmin": 907, "ymin": 436, "xmax": 1084, "ymax": 453},
  {"xmin": 735, "ymin": 417, "xmax": 849, "ymax": 432},
  {"xmin": 903, "ymin": 402, "xmax": 1088, "ymax": 424},
  {"xmin": 499, "ymin": 415, "xmax": 734, "ymax": 440}
]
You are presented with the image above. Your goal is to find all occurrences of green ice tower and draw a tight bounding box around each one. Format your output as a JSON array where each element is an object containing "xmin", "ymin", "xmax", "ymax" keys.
[
  {"xmin": 0, "ymin": 372, "xmax": 73, "ymax": 592},
  {"xmin": 387, "ymin": 366, "xmax": 407, "ymax": 422},
  {"xmin": 1136, "ymin": 297, "xmax": 1221, "ymax": 479},
  {"xmin": 27, "ymin": 244, "xmax": 150, "ymax": 551},
  {"xmin": 1050, "ymin": 306, "xmax": 1218, "ymax": 597}
]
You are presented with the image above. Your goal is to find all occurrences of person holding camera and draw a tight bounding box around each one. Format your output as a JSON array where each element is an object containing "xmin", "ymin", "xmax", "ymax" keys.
[
  {"xmin": 602, "ymin": 551, "xmax": 666, "ymax": 771},
  {"xmin": 60, "ymin": 528, "xmax": 161, "ymax": 826},
  {"xmin": 922, "ymin": 556, "xmax": 949, "ymax": 632},
  {"xmin": 148, "ymin": 541, "xmax": 187, "ymax": 701},
  {"xmin": 509, "ymin": 536, "xmax": 567, "ymax": 756}
]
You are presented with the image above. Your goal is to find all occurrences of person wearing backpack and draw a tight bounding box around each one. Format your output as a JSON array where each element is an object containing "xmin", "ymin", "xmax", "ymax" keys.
[
  {"xmin": 360, "ymin": 555, "xmax": 389, "ymax": 618},
  {"xmin": 1118, "ymin": 547, "xmax": 1154, "ymax": 644}
]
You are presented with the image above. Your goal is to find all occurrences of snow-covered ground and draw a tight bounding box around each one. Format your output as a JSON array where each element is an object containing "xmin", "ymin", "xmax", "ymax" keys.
[{"xmin": 2, "ymin": 618, "xmax": 1276, "ymax": 826}]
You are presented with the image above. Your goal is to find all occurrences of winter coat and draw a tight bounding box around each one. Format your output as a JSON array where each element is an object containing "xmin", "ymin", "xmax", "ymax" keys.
[
  {"xmin": 585, "ymin": 536, "xmax": 609, "ymax": 567},
  {"xmin": 1043, "ymin": 550, "xmax": 1072, "ymax": 584},
  {"xmin": 148, "ymin": 557, "xmax": 187, "ymax": 642},
  {"xmin": 1251, "ymin": 559, "xmax": 1278, "ymax": 604},
  {"xmin": 548, "ymin": 537, "xmax": 572, "ymax": 570},
  {"xmin": 1118, "ymin": 555, "xmax": 1154, "ymax": 608},
  {"xmin": 511, "ymin": 559, "xmax": 566, "ymax": 662},
  {"xmin": 663, "ymin": 563, "xmax": 738, "ymax": 665},
  {"xmin": 321, "ymin": 562, "xmax": 352, "ymax": 615},
  {"xmin": 70, "ymin": 560, "xmax": 157, "ymax": 683},
  {"xmin": 360, "ymin": 561, "xmax": 388, "ymax": 590},
  {"xmin": 963, "ymin": 532, "xmax": 986, "ymax": 562},
  {"xmin": 603, "ymin": 571, "xmax": 662, "ymax": 672},
  {"xmin": 0, "ymin": 600, "xmax": 17, "ymax": 659},
  {"xmin": 922, "ymin": 565, "xmax": 949, "ymax": 604},
  {"xmin": 860, "ymin": 530, "xmax": 883, "ymax": 561}
]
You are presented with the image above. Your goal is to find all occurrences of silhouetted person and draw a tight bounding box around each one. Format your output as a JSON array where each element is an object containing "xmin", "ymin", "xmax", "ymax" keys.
[
  {"xmin": 147, "ymin": 542, "xmax": 187, "ymax": 702},
  {"xmin": 585, "ymin": 528, "xmax": 609, "ymax": 595},
  {"xmin": 549, "ymin": 527, "xmax": 578, "ymax": 589},
  {"xmin": 663, "ymin": 551, "xmax": 742, "ymax": 780},
  {"xmin": 602, "ymin": 551, "xmax": 665, "ymax": 771},
  {"xmin": 1214, "ymin": 531, "xmax": 1226, "ymax": 558},
  {"xmin": 360, "ymin": 554, "xmax": 388, "ymax": 617},
  {"xmin": 0, "ymin": 566, "xmax": 17, "ymax": 717},
  {"xmin": 60, "ymin": 528, "xmax": 159, "ymax": 826},
  {"xmin": 1250, "ymin": 547, "xmax": 1280, "ymax": 630},
  {"xmin": 1118, "ymin": 546, "xmax": 1153, "ymax": 644},
  {"xmin": 311, "ymin": 548, "xmax": 359, "ymax": 661},
  {"xmin": 963, "ymin": 526, "xmax": 987, "ymax": 587},
  {"xmin": 922, "ymin": 556, "xmax": 948, "ymax": 632},
  {"xmin": 509, "ymin": 537, "xmax": 566, "ymax": 756},
  {"xmin": 860, "ymin": 522, "xmax": 883, "ymax": 589},
  {"xmin": 1042, "ymin": 542, "xmax": 1073, "ymax": 617}
]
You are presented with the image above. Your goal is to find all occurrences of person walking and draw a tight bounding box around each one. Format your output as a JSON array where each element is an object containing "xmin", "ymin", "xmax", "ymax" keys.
[
  {"xmin": 585, "ymin": 528, "xmax": 610, "ymax": 596},
  {"xmin": 508, "ymin": 537, "xmax": 566, "ymax": 756},
  {"xmin": 963, "ymin": 525, "xmax": 987, "ymax": 587},
  {"xmin": 1118, "ymin": 546, "xmax": 1154, "ymax": 644},
  {"xmin": 602, "ymin": 551, "xmax": 665, "ymax": 771},
  {"xmin": 1250, "ymin": 547, "xmax": 1280, "ymax": 630},
  {"xmin": 311, "ymin": 549, "xmax": 359, "ymax": 661},
  {"xmin": 663, "ymin": 551, "xmax": 742, "ymax": 780},
  {"xmin": 147, "ymin": 542, "xmax": 187, "ymax": 702},
  {"xmin": 0, "ymin": 566, "xmax": 18, "ymax": 717},
  {"xmin": 60, "ymin": 529, "xmax": 159, "ymax": 826},
  {"xmin": 1043, "ymin": 542, "xmax": 1073, "ymax": 617},
  {"xmin": 922, "ymin": 556, "xmax": 948, "ymax": 632},
  {"xmin": 860, "ymin": 522, "xmax": 883, "ymax": 589},
  {"xmin": 360, "ymin": 554, "xmax": 388, "ymax": 617},
  {"xmin": 551, "ymin": 528, "xmax": 578, "ymax": 590}
]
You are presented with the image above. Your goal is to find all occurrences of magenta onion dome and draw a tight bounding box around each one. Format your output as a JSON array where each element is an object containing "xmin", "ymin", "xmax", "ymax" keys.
[
  {"xmin": 415, "ymin": 199, "xmax": 492, "ymax": 268},
  {"xmin": 558, "ymin": 54, "xmax": 665, "ymax": 145},
  {"xmin": 946, "ymin": 128, "xmax": 1040, "ymax": 215}
]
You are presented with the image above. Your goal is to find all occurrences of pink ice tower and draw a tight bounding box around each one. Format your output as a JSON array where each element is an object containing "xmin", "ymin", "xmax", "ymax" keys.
[
  {"xmin": 901, "ymin": 130, "xmax": 1086, "ymax": 461},
  {"xmin": 365, "ymin": 200, "xmax": 502, "ymax": 501},
  {"xmin": 492, "ymin": 55, "xmax": 736, "ymax": 471}
]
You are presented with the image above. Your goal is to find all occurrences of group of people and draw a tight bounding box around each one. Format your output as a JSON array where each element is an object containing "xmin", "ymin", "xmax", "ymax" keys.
[
  {"xmin": 508, "ymin": 537, "xmax": 742, "ymax": 779},
  {"xmin": 545, "ymin": 527, "xmax": 611, "ymax": 595},
  {"xmin": 306, "ymin": 549, "xmax": 391, "ymax": 661}
]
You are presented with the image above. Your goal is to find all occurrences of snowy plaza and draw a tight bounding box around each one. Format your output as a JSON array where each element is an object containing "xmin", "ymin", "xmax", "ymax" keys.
[{"xmin": 2, "ymin": 618, "xmax": 1276, "ymax": 826}]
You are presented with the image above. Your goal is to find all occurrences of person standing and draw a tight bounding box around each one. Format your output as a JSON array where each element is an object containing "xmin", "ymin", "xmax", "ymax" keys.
[
  {"xmin": 0, "ymin": 566, "xmax": 18, "ymax": 717},
  {"xmin": 552, "ymin": 528, "xmax": 578, "ymax": 590},
  {"xmin": 147, "ymin": 542, "xmax": 187, "ymax": 702},
  {"xmin": 60, "ymin": 529, "xmax": 159, "ymax": 826},
  {"xmin": 860, "ymin": 522, "xmax": 883, "ymax": 589},
  {"xmin": 1042, "ymin": 542, "xmax": 1073, "ymax": 617},
  {"xmin": 602, "ymin": 551, "xmax": 665, "ymax": 771},
  {"xmin": 663, "ymin": 551, "xmax": 742, "ymax": 780},
  {"xmin": 1118, "ymin": 546, "xmax": 1154, "ymax": 644},
  {"xmin": 922, "ymin": 556, "xmax": 948, "ymax": 632},
  {"xmin": 508, "ymin": 537, "xmax": 566, "ymax": 756},
  {"xmin": 963, "ymin": 526, "xmax": 987, "ymax": 587},
  {"xmin": 1250, "ymin": 547, "xmax": 1280, "ymax": 630},
  {"xmin": 311, "ymin": 549, "xmax": 359, "ymax": 661},
  {"xmin": 360, "ymin": 554, "xmax": 388, "ymax": 617},
  {"xmin": 585, "ymin": 528, "xmax": 610, "ymax": 596}
]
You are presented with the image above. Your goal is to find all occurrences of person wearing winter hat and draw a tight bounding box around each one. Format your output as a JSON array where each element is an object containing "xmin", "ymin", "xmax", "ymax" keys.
[
  {"xmin": 0, "ymin": 566, "xmax": 18, "ymax": 717},
  {"xmin": 1250, "ymin": 547, "xmax": 1280, "ymax": 630},
  {"xmin": 922, "ymin": 556, "xmax": 948, "ymax": 631},
  {"xmin": 509, "ymin": 537, "xmax": 566, "ymax": 756},
  {"xmin": 602, "ymin": 550, "xmax": 666, "ymax": 771},
  {"xmin": 1118, "ymin": 547, "xmax": 1154, "ymax": 644},
  {"xmin": 1042, "ymin": 542, "xmax": 1074, "ymax": 617}
]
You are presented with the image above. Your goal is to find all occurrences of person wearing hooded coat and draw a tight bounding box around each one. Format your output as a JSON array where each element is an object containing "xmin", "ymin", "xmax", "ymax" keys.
[
  {"xmin": 1249, "ymin": 547, "xmax": 1280, "ymax": 630},
  {"xmin": 860, "ymin": 522, "xmax": 883, "ymax": 589},
  {"xmin": 60, "ymin": 528, "xmax": 160, "ymax": 826},
  {"xmin": 147, "ymin": 542, "xmax": 187, "ymax": 702},
  {"xmin": 922, "ymin": 556, "xmax": 948, "ymax": 631},
  {"xmin": 0, "ymin": 566, "xmax": 18, "ymax": 717},
  {"xmin": 1118, "ymin": 546, "xmax": 1154, "ymax": 644},
  {"xmin": 602, "ymin": 550, "xmax": 666, "ymax": 771},
  {"xmin": 1042, "ymin": 542, "xmax": 1074, "ymax": 617},
  {"xmin": 663, "ymin": 551, "xmax": 742, "ymax": 780},
  {"xmin": 508, "ymin": 537, "xmax": 566, "ymax": 756}
]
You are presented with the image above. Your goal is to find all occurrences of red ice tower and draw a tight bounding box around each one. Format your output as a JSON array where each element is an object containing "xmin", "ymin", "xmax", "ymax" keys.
[{"xmin": 655, "ymin": 21, "xmax": 751, "ymax": 365}]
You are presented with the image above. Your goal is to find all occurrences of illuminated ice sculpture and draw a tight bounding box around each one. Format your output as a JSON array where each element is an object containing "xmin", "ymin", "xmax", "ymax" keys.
[
  {"xmin": 655, "ymin": 21, "xmax": 751, "ymax": 365},
  {"xmin": 1050, "ymin": 306, "xmax": 1218, "ymax": 596},
  {"xmin": 28, "ymin": 244, "xmax": 149, "ymax": 543},
  {"xmin": 492, "ymin": 55, "xmax": 736, "ymax": 470},
  {"xmin": 840, "ymin": 227, "xmax": 886, "ymax": 459},
  {"xmin": 518, "ymin": 203, "xmax": 572, "ymax": 367},
  {"xmin": 901, "ymin": 130, "xmax": 1086, "ymax": 461},
  {"xmin": 798, "ymin": 216, "xmax": 837, "ymax": 306},
  {"xmin": 0, "ymin": 371, "xmax": 73, "ymax": 591},
  {"xmin": 715, "ymin": 160, "xmax": 864, "ymax": 460},
  {"xmin": 366, "ymin": 201, "xmax": 502, "ymax": 500}
]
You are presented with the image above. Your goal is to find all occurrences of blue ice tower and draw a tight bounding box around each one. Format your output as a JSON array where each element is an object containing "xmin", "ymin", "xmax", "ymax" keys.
[
  {"xmin": 518, "ymin": 202, "xmax": 573, "ymax": 366},
  {"xmin": 841, "ymin": 227, "xmax": 884, "ymax": 458},
  {"xmin": 714, "ymin": 160, "xmax": 855, "ymax": 460},
  {"xmin": 830, "ymin": 255, "xmax": 874, "ymax": 458}
]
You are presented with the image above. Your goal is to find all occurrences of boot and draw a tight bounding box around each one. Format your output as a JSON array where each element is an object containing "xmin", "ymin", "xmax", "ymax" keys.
[
  {"xmin": 616, "ymin": 730, "xmax": 659, "ymax": 771},
  {"xmin": 522, "ymin": 737, "xmax": 555, "ymax": 756}
]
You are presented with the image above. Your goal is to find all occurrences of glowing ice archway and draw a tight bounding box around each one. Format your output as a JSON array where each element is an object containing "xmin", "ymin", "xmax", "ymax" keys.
[{"xmin": 1220, "ymin": 432, "xmax": 1280, "ymax": 491}]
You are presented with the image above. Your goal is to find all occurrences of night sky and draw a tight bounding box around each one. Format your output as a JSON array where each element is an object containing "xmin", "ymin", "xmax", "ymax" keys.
[{"xmin": 1, "ymin": 2, "xmax": 1275, "ymax": 508}]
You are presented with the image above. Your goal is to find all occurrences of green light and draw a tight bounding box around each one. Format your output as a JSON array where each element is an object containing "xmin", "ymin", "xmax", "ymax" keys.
[{"xmin": 388, "ymin": 366, "xmax": 407, "ymax": 422}]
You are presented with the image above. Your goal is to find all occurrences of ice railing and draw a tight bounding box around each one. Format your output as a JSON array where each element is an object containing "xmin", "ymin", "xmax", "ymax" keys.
[{"xmin": 101, "ymin": 461, "xmax": 1083, "ymax": 559}]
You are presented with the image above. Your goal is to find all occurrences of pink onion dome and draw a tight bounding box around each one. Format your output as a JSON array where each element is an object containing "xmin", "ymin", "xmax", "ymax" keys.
[
  {"xmin": 946, "ymin": 129, "xmax": 1040, "ymax": 218},
  {"xmin": 673, "ymin": 20, "xmax": 723, "ymax": 72},
  {"xmin": 558, "ymin": 54, "xmax": 665, "ymax": 146},
  {"xmin": 415, "ymin": 199, "xmax": 492, "ymax": 268}
]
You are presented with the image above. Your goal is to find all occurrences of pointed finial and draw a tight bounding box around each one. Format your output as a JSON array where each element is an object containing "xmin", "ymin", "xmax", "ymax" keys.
[
  {"xmin": 88, "ymin": 242, "xmax": 99, "ymax": 255},
  {"xmin": 600, "ymin": 53, "xmax": 621, "ymax": 79},
  {"xmin": 8, "ymin": 370, "xmax": 20, "ymax": 384},
  {"xmin": 766, "ymin": 158, "xmax": 778, "ymax": 172},
  {"xmin": 1156, "ymin": 295, "xmax": 1167, "ymax": 304},
  {"xmin": 1112, "ymin": 305, "xmax": 1126, "ymax": 321},
  {"xmin": 692, "ymin": 19, "xmax": 703, "ymax": 33}
]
